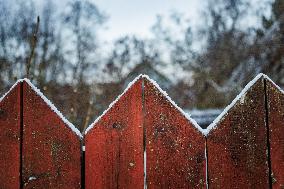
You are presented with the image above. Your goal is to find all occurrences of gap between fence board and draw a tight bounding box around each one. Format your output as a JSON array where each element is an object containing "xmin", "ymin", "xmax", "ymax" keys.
[
  {"xmin": 264, "ymin": 79, "xmax": 273, "ymax": 189},
  {"xmin": 142, "ymin": 78, "xmax": 147, "ymax": 189},
  {"xmin": 19, "ymin": 82, "xmax": 23, "ymax": 189}
]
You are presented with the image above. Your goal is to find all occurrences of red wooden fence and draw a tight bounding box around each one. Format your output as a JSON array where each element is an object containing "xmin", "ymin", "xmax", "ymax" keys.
[
  {"xmin": 0, "ymin": 79, "xmax": 82, "ymax": 189},
  {"xmin": 0, "ymin": 74, "xmax": 283, "ymax": 188},
  {"xmin": 206, "ymin": 75, "xmax": 269, "ymax": 188}
]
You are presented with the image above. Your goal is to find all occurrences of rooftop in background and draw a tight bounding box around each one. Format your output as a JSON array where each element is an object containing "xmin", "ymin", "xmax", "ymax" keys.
[
  {"xmin": 186, "ymin": 109, "xmax": 223, "ymax": 129},
  {"xmin": 122, "ymin": 61, "xmax": 172, "ymax": 90}
]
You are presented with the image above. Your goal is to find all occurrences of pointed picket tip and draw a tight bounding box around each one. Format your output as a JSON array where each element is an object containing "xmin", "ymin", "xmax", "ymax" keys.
[
  {"xmin": 205, "ymin": 73, "xmax": 267, "ymax": 136},
  {"xmin": 0, "ymin": 78, "xmax": 82, "ymax": 138},
  {"xmin": 85, "ymin": 74, "xmax": 144, "ymax": 134},
  {"xmin": 85, "ymin": 74, "xmax": 204, "ymax": 136},
  {"xmin": 22, "ymin": 78, "xmax": 82, "ymax": 138},
  {"xmin": 0, "ymin": 79, "xmax": 23, "ymax": 102},
  {"xmin": 141, "ymin": 74, "xmax": 205, "ymax": 136},
  {"xmin": 263, "ymin": 74, "xmax": 284, "ymax": 95}
]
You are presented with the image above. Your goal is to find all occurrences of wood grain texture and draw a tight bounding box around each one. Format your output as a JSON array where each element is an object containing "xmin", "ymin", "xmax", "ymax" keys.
[
  {"xmin": 85, "ymin": 78, "xmax": 144, "ymax": 189},
  {"xmin": 22, "ymin": 81, "xmax": 81, "ymax": 189},
  {"xmin": 0, "ymin": 84, "xmax": 21, "ymax": 189},
  {"xmin": 266, "ymin": 79, "xmax": 284, "ymax": 188},
  {"xmin": 207, "ymin": 77, "xmax": 270, "ymax": 188},
  {"xmin": 144, "ymin": 78, "xmax": 206, "ymax": 189}
]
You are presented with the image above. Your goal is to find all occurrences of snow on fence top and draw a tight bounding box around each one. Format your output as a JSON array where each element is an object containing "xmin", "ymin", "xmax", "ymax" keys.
[
  {"xmin": 142, "ymin": 74, "xmax": 204, "ymax": 134},
  {"xmin": 0, "ymin": 78, "xmax": 82, "ymax": 138},
  {"xmin": 85, "ymin": 73, "xmax": 284, "ymax": 136},
  {"xmin": 0, "ymin": 79, "xmax": 23, "ymax": 102},
  {"xmin": 85, "ymin": 74, "xmax": 204, "ymax": 135},
  {"xmin": 2, "ymin": 73, "xmax": 282, "ymax": 138},
  {"xmin": 204, "ymin": 73, "xmax": 271, "ymax": 135},
  {"xmin": 263, "ymin": 74, "xmax": 284, "ymax": 94},
  {"xmin": 84, "ymin": 74, "xmax": 143, "ymax": 134}
]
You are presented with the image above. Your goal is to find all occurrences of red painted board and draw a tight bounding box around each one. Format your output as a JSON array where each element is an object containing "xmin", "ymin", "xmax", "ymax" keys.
[
  {"xmin": 207, "ymin": 77, "xmax": 270, "ymax": 188},
  {"xmin": 143, "ymin": 78, "xmax": 206, "ymax": 188},
  {"xmin": 22, "ymin": 81, "xmax": 81, "ymax": 188},
  {"xmin": 0, "ymin": 83, "xmax": 21, "ymax": 189},
  {"xmin": 266, "ymin": 79, "xmax": 284, "ymax": 188},
  {"xmin": 85, "ymin": 78, "xmax": 144, "ymax": 189}
]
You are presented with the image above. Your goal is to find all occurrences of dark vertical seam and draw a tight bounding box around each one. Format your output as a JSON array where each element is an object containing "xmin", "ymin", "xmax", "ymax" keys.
[
  {"xmin": 110, "ymin": 131, "xmax": 114, "ymax": 188},
  {"xmin": 205, "ymin": 137, "xmax": 209, "ymax": 189},
  {"xmin": 20, "ymin": 82, "xmax": 23, "ymax": 189},
  {"xmin": 264, "ymin": 79, "xmax": 273, "ymax": 189},
  {"xmin": 116, "ymin": 135, "xmax": 121, "ymax": 189},
  {"xmin": 81, "ymin": 138, "xmax": 85, "ymax": 189},
  {"xmin": 142, "ymin": 78, "xmax": 147, "ymax": 189}
]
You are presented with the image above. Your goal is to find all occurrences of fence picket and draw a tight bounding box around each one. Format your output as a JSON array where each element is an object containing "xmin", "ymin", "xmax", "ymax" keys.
[
  {"xmin": 0, "ymin": 83, "xmax": 21, "ymax": 189},
  {"xmin": 266, "ymin": 79, "xmax": 284, "ymax": 188},
  {"xmin": 85, "ymin": 77, "xmax": 144, "ymax": 189},
  {"xmin": 143, "ymin": 78, "xmax": 206, "ymax": 188},
  {"xmin": 207, "ymin": 76, "xmax": 270, "ymax": 188},
  {"xmin": 22, "ymin": 80, "xmax": 81, "ymax": 188}
]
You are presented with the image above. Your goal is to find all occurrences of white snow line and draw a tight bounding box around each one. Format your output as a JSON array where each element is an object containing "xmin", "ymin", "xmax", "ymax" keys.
[
  {"xmin": 0, "ymin": 78, "xmax": 82, "ymax": 138},
  {"xmin": 0, "ymin": 79, "xmax": 24, "ymax": 102},
  {"xmin": 263, "ymin": 75, "xmax": 284, "ymax": 95},
  {"xmin": 204, "ymin": 73, "xmax": 266, "ymax": 136},
  {"xmin": 85, "ymin": 74, "xmax": 143, "ymax": 134},
  {"xmin": 141, "ymin": 74, "xmax": 205, "ymax": 135},
  {"xmin": 22, "ymin": 79, "xmax": 82, "ymax": 138},
  {"xmin": 1, "ymin": 79, "xmax": 83, "ymax": 137}
]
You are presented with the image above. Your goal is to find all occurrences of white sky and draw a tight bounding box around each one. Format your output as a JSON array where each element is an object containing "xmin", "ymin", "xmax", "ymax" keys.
[
  {"xmin": 49, "ymin": 0, "xmax": 270, "ymax": 44},
  {"xmin": 93, "ymin": 0, "xmax": 204, "ymax": 42}
]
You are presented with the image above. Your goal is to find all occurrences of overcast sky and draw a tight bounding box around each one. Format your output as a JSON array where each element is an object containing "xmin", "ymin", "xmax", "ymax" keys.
[
  {"xmin": 45, "ymin": 0, "xmax": 270, "ymax": 44},
  {"xmin": 94, "ymin": 0, "xmax": 204, "ymax": 42}
]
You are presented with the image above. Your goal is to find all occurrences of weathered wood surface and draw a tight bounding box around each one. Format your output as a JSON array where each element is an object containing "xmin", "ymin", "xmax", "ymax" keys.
[
  {"xmin": 22, "ymin": 81, "xmax": 81, "ymax": 188},
  {"xmin": 144, "ymin": 78, "xmax": 206, "ymax": 188},
  {"xmin": 207, "ymin": 77, "xmax": 270, "ymax": 188},
  {"xmin": 85, "ymin": 78, "xmax": 144, "ymax": 189},
  {"xmin": 266, "ymin": 79, "xmax": 284, "ymax": 188},
  {"xmin": 0, "ymin": 83, "xmax": 21, "ymax": 189}
]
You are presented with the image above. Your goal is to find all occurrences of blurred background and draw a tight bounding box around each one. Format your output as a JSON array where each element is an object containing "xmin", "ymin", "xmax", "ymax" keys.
[{"xmin": 0, "ymin": 0, "xmax": 283, "ymax": 131}]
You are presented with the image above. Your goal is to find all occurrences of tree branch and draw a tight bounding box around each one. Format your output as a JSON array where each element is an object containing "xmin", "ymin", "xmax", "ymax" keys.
[{"xmin": 26, "ymin": 16, "xmax": 40, "ymax": 79}]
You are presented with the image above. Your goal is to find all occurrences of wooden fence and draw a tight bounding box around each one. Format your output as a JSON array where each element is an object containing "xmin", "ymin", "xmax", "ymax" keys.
[{"xmin": 0, "ymin": 74, "xmax": 283, "ymax": 188}]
